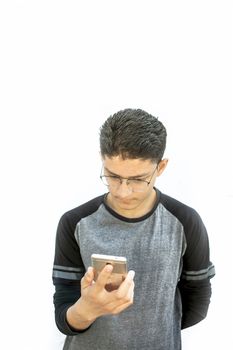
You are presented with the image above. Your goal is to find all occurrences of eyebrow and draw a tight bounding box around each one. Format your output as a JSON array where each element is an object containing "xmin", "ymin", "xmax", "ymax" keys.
[{"xmin": 104, "ymin": 167, "xmax": 150, "ymax": 179}]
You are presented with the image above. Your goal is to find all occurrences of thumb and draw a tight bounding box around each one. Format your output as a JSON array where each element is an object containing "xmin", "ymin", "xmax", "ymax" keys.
[{"xmin": 81, "ymin": 267, "xmax": 94, "ymax": 289}]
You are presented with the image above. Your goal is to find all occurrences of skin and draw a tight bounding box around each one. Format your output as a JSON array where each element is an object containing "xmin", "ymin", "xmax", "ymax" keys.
[
  {"xmin": 67, "ymin": 265, "xmax": 135, "ymax": 330},
  {"xmin": 66, "ymin": 155, "xmax": 168, "ymax": 330},
  {"xmin": 103, "ymin": 155, "xmax": 168, "ymax": 218}
]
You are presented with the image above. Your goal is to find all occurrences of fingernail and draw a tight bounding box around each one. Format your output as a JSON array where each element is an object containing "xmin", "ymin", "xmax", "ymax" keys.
[
  {"xmin": 128, "ymin": 270, "xmax": 135, "ymax": 279},
  {"xmin": 105, "ymin": 264, "xmax": 113, "ymax": 272},
  {"xmin": 87, "ymin": 266, "xmax": 92, "ymax": 274}
]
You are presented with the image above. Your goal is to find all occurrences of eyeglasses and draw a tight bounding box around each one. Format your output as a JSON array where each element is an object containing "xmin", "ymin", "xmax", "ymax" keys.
[{"xmin": 100, "ymin": 165, "xmax": 158, "ymax": 193}]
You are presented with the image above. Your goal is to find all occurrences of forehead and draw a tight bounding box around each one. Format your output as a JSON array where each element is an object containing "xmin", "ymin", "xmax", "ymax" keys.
[{"xmin": 102, "ymin": 155, "xmax": 155, "ymax": 177}]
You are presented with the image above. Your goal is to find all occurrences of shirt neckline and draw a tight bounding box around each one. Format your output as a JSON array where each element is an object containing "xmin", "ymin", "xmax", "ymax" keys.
[{"xmin": 103, "ymin": 188, "xmax": 161, "ymax": 223}]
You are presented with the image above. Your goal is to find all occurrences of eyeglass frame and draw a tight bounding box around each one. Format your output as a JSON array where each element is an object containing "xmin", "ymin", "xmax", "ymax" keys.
[{"xmin": 100, "ymin": 162, "xmax": 159, "ymax": 192}]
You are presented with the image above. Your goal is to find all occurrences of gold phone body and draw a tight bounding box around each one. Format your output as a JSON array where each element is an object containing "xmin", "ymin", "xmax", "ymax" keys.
[{"xmin": 91, "ymin": 254, "xmax": 127, "ymax": 291}]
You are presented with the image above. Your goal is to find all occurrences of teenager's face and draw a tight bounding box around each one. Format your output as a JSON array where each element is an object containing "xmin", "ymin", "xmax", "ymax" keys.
[{"xmin": 101, "ymin": 155, "xmax": 168, "ymax": 215}]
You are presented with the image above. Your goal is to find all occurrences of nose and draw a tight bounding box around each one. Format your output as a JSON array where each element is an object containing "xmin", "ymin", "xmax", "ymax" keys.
[{"xmin": 115, "ymin": 179, "xmax": 132, "ymax": 198}]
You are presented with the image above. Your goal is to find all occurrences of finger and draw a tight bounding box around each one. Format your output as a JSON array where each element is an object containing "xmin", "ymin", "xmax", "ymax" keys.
[
  {"xmin": 117, "ymin": 270, "xmax": 135, "ymax": 297},
  {"xmin": 125, "ymin": 270, "xmax": 135, "ymax": 283},
  {"xmin": 112, "ymin": 280, "xmax": 134, "ymax": 315},
  {"xmin": 125, "ymin": 278, "xmax": 134, "ymax": 300},
  {"xmin": 111, "ymin": 297, "xmax": 134, "ymax": 315},
  {"xmin": 81, "ymin": 267, "xmax": 94, "ymax": 289},
  {"xmin": 109, "ymin": 280, "xmax": 134, "ymax": 307},
  {"xmin": 98, "ymin": 276, "xmax": 134, "ymax": 315},
  {"xmin": 102, "ymin": 285, "xmax": 134, "ymax": 315},
  {"xmin": 94, "ymin": 264, "xmax": 113, "ymax": 291},
  {"xmin": 105, "ymin": 274, "xmax": 134, "ymax": 311}
]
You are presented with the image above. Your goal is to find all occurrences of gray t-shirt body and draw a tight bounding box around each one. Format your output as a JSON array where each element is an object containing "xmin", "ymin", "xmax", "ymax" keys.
[{"xmin": 53, "ymin": 189, "xmax": 215, "ymax": 350}]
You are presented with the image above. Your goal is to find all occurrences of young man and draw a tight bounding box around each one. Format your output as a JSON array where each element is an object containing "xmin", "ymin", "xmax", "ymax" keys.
[{"xmin": 53, "ymin": 108, "xmax": 215, "ymax": 350}]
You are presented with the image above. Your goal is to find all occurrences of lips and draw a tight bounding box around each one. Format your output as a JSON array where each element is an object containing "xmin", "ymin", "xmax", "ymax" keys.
[{"xmin": 115, "ymin": 197, "xmax": 135, "ymax": 205}]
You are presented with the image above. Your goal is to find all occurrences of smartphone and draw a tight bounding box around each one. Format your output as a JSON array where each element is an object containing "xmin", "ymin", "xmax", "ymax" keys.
[{"xmin": 91, "ymin": 253, "xmax": 128, "ymax": 291}]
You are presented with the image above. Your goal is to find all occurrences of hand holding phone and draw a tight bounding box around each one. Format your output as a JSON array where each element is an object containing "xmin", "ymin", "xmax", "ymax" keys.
[
  {"xmin": 66, "ymin": 262, "xmax": 135, "ymax": 330},
  {"xmin": 91, "ymin": 254, "xmax": 128, "ymax": 291}
]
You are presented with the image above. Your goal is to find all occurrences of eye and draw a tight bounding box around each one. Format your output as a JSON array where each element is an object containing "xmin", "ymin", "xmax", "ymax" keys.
[
  {"xmin": 130, "ymin": 178, "xmax": 144, "ymax": 184},
  {"xmin": 109, "ymin": 176, "xmax": 121, "ymax": 182}
]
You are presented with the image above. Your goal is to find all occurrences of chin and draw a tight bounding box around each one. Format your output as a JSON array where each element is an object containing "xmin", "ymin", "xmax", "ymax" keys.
[{"xmin": 116, "ymin": 198, "xmax": 138, "ymax": 208}]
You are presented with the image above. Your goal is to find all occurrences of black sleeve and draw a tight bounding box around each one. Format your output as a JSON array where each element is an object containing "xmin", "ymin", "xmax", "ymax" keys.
[
  {"xmin": 52, "ymin": 212, "xmax": 87, "ymax": 335},
  {"xmin": 178, "ymin": 278, "xmax": 212, "ymax": 329},
  {"xmin": 53, "ymin": 284, "xmax": 86, "ymax": 335},
  {"xmin": 178, "ymin": 208, "xmax": 215, "ymax": 329},
  {"xmin": 52, "ymin": 197, "xmax": 104, "ymax": 335}
]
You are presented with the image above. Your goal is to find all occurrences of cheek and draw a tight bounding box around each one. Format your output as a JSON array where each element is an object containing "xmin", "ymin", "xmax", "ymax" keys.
[
  {"xmin": 132, "ymin": 192, "xmax": 150, "ymax": 202},
  {"xmin": 140, "ymin": 185, "xmax": 156, "ymax": 200}
]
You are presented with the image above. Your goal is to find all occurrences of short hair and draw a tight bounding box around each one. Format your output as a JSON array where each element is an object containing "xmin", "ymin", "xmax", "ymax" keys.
[{"xmin": 99, "ymin": 108, "xmax": 167, "ymax": 163}]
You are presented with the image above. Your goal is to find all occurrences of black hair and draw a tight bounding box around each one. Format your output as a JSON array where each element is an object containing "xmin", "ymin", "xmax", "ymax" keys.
[{"xmin": 99, "ymin": 108, "xmax": 167, "ymax": 163}]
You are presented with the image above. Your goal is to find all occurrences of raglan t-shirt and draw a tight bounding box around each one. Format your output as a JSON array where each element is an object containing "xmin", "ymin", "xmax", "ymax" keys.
[{"xmin": 53, "ymin": 188, "xmax": 215, "ymax": 350}]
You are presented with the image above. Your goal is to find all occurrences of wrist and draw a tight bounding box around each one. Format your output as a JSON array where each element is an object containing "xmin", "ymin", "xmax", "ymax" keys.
[{"xmin": 66, "ymin": 298, "xmax": 96, "ymax": 331}]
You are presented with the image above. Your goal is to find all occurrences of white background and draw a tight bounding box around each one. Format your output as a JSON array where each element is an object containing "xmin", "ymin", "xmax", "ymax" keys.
[{"xmin": 0, "ymin": 1, "xmax": 232, "ymax": 349}]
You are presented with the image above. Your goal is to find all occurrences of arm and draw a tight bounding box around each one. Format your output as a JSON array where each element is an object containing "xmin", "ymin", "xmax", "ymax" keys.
[
  {"xmin": 54, "ymin": 266, "xmax": 135, "ymax": 335},
  {"xmin": 178, "ymin": 276, "xmax": 212, "ymax": 329},
  {"xmin": 53, "ymin": 283, "xmax": 85, "ymax": 335},
  {"xmin": 179, "ymin": 209, "xmax": 215, "ymax": 329},
  {"xmin": 52, "ymin": 209, "xmax": 134, "ymax": 335},
  {"xmin": 53, "ymin": 212, "xmax": 86, "ymax": 335}
]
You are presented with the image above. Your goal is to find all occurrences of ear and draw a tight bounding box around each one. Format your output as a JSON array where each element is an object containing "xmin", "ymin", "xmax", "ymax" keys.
[{"xmin": 156, "ymin": 158, "xmax": 169, "ymax": 177}]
